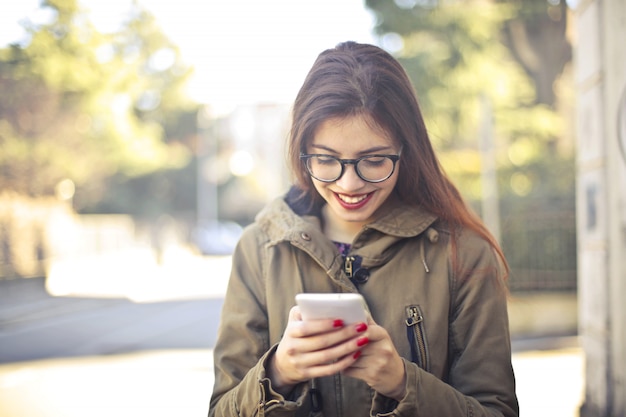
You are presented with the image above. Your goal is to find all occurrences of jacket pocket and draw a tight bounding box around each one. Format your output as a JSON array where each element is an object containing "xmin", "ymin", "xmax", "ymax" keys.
[{"xmin": 405, "ymin": 305, "xmax": 430, "ymax": 372}]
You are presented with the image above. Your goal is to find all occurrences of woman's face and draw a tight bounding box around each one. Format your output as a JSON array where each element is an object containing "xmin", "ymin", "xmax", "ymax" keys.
[{"xmin": 306, "ymin": 115, "xmax": 400, "ymax": 232}]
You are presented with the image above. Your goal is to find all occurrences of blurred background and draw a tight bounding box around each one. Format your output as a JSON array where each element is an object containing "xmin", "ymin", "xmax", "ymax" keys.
[{"xmin": 0, "ymin": 0, "xmax": 608, "ymax": 415}]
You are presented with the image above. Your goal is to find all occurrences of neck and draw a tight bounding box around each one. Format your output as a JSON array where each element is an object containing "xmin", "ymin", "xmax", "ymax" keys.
[{"xmin": 321, "ymin": 205, "xmax": 363, "ymax": 243}]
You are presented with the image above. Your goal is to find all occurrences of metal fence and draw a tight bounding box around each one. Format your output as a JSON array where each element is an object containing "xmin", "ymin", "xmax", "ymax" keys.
[{"xmin": 501, "ymin": 210, "xmax": 577, "ymax": 293}]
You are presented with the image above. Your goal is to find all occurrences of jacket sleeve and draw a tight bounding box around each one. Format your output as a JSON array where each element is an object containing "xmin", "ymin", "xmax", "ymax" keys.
[
  {"xmin": 371, "ymin": 232, "xmax": 519, "ymax": 417},
  {"xmin": 208, "ymin": 226, "xmax": 309, "ymax": 417}
]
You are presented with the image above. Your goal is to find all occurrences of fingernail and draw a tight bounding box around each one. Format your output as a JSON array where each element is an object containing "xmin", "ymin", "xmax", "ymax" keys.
[
  {"xmin": 355, "ymin": 322, "xmax": 367, "ymax": 333},
  {"xmin": 356, "ymin": 337, "xmax": 369, "ymax": 347},
  {"xmin": 333, "ymin": 319, "xmax": 344, "ymax": 328},
  {"xmin": 353, "ymin": 350, "xmax": 362, "ymax": 360}
]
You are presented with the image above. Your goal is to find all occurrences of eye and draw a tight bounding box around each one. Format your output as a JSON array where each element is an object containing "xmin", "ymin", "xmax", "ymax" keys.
[
  {"xmin": 360, "ymin": 156, "xmax": 387, "ymax": 167},
  {"xmin": 314, "ymin": 155, "xmax": 338, "ymax": 165}
]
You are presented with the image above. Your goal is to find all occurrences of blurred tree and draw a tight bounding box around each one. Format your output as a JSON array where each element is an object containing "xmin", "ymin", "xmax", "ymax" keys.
[
  {"xmin": 0, "ymin": 0, "xmax": 199, "ymax": 212},
  {"xmin": 365, "ymin": 0, "xmax": 573, "ymax": 202},
  {"xmin": 365, "ymin": 0, "xmax": 576, "ymax": 291},
  {"xmin": 499, "ymin": 0, "xmax": 571, "ymax": 107}
]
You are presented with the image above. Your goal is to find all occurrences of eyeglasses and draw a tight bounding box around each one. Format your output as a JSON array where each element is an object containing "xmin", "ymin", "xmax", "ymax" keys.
[{"xmin": 300, "ymin": 151, "xmax": 401, "ymax": 183}]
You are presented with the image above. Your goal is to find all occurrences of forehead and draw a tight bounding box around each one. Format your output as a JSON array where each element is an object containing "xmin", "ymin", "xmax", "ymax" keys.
[{"xmin": 309, "ymin": 115, "xmax": 395, "ymax": 152}]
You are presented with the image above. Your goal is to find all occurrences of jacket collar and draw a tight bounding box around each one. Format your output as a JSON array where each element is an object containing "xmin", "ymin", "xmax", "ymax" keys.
[
  {"xmin": 255, "ymin": 195, "xmax": 440, "ymax": 283},
  {"xmin": 364, "ymin": 202, "xmax": 438, "ymax": 238},
  {"xmin": 256, "ymin": 195, "xmax": 438, "ymax": 243}
]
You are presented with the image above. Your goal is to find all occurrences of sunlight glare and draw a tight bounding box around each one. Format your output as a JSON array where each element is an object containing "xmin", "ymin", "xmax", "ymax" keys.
[
  {"xmin": 0, "ymin": 0, "xmax": 44, "ymax": 45},
  {"xmin": 229, "ymin": 150, "xmax": 255, "ymax": 177},
  {"xmin": 4, "ymin": 0, "xmax": 376, "ymax": 112},
  {"xmin": 128, "ymin": 0, "xmax": 377, "ymax": 108}
]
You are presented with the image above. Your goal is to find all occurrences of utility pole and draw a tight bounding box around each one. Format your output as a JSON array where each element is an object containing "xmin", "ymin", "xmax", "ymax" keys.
[
  {"xmin": 196, "ymin": 105, "xmax": 218, "ymax": 228},
  {"xmin": 479, "ymin": 94, "xmax": 501, "ymax": 243}
]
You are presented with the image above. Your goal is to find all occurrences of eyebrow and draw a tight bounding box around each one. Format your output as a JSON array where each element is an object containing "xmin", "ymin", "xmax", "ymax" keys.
[{"xmin": 309, "ymin": 144, "xmax": 395, "ymax": 155}]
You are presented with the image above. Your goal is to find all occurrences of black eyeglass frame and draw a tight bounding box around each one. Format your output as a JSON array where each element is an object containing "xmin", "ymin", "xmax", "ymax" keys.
[{"xmin": 299, "ymin": 152, "xmax": 402, "ymax": 183}]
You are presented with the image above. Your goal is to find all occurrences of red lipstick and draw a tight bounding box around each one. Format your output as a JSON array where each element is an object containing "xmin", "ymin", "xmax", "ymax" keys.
[{"xmin": 334, "ymin": 192, "xmax": 373, "ymax": 210}]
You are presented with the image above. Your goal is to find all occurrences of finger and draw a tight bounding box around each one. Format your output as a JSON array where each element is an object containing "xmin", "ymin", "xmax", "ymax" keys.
[
  {"xmin": 304, "ymin": 320, "xmax": 369, "ymax": 352},
  {"xmin": 358, "ymin": 322, "xmax": 388, "ymax": 343},
  {"xmin": 296, "ymin": 344, "xmax": 364, "ymax": 379},
  {"xmin": 289, "ymin": 306, "xmax": 347, "ymax": 333},
  {"xmin": 288, "ymin": 306, "xmax": 303, "ymax": 321},
  {"xmin": 296, "ymin": 333, "xmax": 368, "ymax": 369},
  {"xmin": 290, "ymin": 314, "xmax": 355, "ymax": 339}
]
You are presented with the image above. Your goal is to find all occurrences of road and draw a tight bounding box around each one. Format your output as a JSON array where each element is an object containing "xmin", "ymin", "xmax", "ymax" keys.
[
  {"xmin": 0, "ymin": 250, "xmax": 230, "ymax": 364},
  {"xmin": 0, "ymin": 280, "xmax": 223, "ymax": 363}
]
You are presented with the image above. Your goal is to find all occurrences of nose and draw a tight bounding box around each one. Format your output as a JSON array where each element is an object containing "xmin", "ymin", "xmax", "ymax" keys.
[{"xmin": 335, "ymin": 163, "xmax": 365, "ymax": 190}]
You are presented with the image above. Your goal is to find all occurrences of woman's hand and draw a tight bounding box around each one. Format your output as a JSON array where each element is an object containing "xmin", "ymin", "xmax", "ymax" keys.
[
  {"xmin": 341, "ymin": 317, "xmax": 407, "ymax": 401},
  {"xmin": 268, "ymin": 306, "xmax": 369, "ymax": 393}
]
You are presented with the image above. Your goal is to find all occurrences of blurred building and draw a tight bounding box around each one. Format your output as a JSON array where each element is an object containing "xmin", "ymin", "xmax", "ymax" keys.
[
  {"xmin": 574, "ymin": 0, "xmax": 626, "ymax": 415},
  {"xmin": 197, "ymin": 103, "xmax": 291, "ymax": 224},
  {"xmin": 194, "ymin": 103, "xmax": 291, "ymax": 254}
]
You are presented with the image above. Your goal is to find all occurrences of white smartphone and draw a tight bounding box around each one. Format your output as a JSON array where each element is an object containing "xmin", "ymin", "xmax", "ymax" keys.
[{"xmin": 295, "ymin": 293, "xmax": 367, "ymax": 324}]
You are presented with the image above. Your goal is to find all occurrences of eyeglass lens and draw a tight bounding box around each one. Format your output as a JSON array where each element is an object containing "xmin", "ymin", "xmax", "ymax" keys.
[{"xmin": 306, "ymin": 155, "xmax": 395, "ymax": 182}]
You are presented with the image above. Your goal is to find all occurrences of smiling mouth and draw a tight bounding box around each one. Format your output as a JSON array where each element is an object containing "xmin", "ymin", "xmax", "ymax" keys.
[
  {"xmin": 334, "ymin": 192, "xmax": 374, "ymax": 210},
  {"xmin": 337, "ymin": 193, "xmax": 370, "ymax": 204}
]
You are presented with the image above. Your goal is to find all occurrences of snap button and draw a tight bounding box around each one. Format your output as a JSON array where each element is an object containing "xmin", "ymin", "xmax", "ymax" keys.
[
  {"xmin": 300, "ymin": 232, "xmax": 311, "ymax": 241},
  {"xmin": 353, "ymin": 268, "xmax": 370, "ymax": 284}
]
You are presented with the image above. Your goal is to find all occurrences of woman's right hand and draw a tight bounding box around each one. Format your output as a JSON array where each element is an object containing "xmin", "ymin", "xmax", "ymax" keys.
[{"xmin": 268, "ymin": 306, "xmax": 369, "ymax": 393}]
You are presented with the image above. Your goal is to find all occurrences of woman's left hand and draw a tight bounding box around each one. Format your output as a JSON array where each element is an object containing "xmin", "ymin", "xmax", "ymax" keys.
[{"xmin": 341, "ymin": 317, "xmax": 407, "ymax": 401}]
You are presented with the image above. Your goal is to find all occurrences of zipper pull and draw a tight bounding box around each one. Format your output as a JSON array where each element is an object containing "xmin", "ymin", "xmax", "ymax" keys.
[
  {"xmin": 405, "ymin": 306, "xmax": 423, "ymax": 326},
  {"xmin": 344, "ymin": 256, "xmax": 355, "ymax": 277},
  {"xmin": 344, "ymin": 255, "xmax": 369, "ymax": 284}
]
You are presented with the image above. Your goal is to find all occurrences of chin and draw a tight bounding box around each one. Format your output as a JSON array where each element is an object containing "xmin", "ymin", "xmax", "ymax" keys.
[{"xmin": 334, "ymin": 207, "xmax": 376, "ymax": 223}]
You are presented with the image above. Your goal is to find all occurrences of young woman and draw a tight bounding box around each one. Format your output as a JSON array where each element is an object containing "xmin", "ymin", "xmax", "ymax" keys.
[{"xmin": 209, "ymin": 41, "xmax": 518, "ymax": 417}]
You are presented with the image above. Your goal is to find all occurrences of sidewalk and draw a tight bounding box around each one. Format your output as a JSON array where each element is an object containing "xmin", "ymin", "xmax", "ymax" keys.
[
  {"xmin": 512, "ymin": 341, "xmax": 583, "ymax": 416},
  {"xmin": 44, "ymin": 249, "xmax": 233, "ymax": 302},
  {"xmin": 0, "ymin": 349, "xmax": 214, "ymax": 417},
  {"xmin": 0, "ymin": 343, "xmax": 584, "ymax": 417}
]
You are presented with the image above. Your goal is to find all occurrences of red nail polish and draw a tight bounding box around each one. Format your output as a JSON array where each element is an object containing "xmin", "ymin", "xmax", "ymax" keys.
[
  {"xmin": 353, "ymin": 350, "xmax": 362, "ymax": 360},
  {"xmin": 355, "ymin": 322, "xmax": 367, "ymax": 333},
  {"xmin": 333, "ymin": 319, "xmax": 344, "ymax": 328},
  {"xmin": 357, "ymin": 337, "xmax": 369, "ymax": 347}
]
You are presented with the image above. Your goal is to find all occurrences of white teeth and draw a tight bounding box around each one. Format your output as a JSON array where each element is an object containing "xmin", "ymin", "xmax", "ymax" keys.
[{"xmin": 338, "ymin": 194, "xmax": 368, "ymax": 204}]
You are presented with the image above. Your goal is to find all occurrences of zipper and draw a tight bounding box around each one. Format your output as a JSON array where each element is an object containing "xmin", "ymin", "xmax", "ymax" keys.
[
  {"xmin": 405, "ymin": 305, "xmax": 430, "ymax": 371},
  {"xmin": 344, "ymin": 255, "xmax": 369, "ymax": 285},
  {"xmin": 345, "ymin": 256, "xmax": 355, "ymax": 277}
]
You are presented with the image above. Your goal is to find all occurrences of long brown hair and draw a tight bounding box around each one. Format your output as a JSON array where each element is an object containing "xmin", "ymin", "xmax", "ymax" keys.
[{"xmin": 287, "ymin": 41, "xmax": 508, "ymax": 276}]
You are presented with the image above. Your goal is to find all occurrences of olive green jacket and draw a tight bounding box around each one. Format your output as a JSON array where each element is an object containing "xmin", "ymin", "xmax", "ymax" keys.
[{"xmin": 209, "ymin": 195, "xmax": 518, "ymax": 417}]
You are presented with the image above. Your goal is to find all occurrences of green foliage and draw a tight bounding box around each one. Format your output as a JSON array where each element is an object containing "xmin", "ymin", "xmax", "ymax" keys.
[
  {"xmin": 365, "ymin": 0, "xmax": 574, "ymax": 202},
  {"xmin": 0, "ymin": 0, "xmax": 198, "ymax": 211}
]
